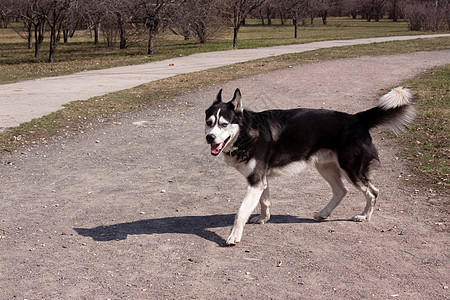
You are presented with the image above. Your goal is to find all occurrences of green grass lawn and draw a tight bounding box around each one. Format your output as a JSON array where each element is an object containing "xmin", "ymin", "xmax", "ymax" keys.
[
  {"xmin": 395, "ymin": 66, "xmax": 450, "ymax": 193},
  {"xmin": 0, "ymin": 17, "xmax": 445, "ymax": 84}
]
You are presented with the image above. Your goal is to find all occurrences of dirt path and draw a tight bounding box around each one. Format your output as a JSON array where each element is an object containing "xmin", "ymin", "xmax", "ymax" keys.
[{"xmin": 1, "ymin": 51, "xmax": 449, "ymax": 299}]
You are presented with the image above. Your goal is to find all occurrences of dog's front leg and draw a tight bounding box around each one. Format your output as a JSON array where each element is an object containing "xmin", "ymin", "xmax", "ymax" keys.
[
  {"xmin": 226, "ymin": 183, "xmax": 266, "ymax": 245},
  {"xmin": 249, "ymin": 184, "xmax": 270, "ymax": 224}
]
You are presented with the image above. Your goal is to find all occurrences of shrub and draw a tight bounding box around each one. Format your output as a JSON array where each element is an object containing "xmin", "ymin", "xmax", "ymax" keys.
[{"xmin": 405, "ymin": 0, "xmax": 450, "ymax": 31}]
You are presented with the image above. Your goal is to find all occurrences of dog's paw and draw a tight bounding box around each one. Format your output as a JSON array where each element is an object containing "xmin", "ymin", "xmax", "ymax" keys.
[
  {"xmin": 249, "ymin": 214, "xmax": 270, "ymax": 224},
  {"xmin": 226, "ymin": 234, "xmax": 240, "ymax": 246},
  {"xmin": 226, "ymin": 226, "xmax": 243, "ymax": 245},
  {"xmin": 352, "ymin": 214, "xmax": 369, "ymax": 222},
  {"xmin": 313, "ymin": 211, "xmax": 329, "ymax": 221}
]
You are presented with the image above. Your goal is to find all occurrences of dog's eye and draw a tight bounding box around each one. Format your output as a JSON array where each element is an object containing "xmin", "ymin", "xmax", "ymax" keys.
[{"xmin": 221, "ymin": 123, "xmax": 228, "ymax": 128}]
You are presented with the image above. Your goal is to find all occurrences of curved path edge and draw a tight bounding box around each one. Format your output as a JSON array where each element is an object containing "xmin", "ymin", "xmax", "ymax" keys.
[{"xmin": 0, "ymin": 34, "xmax": 449, "ymax": 130}]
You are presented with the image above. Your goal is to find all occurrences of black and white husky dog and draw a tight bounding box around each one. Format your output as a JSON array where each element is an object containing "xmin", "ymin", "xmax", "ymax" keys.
[{"xmin": 205, "ymin": 87, "xmax": 416, "ymax": 245}]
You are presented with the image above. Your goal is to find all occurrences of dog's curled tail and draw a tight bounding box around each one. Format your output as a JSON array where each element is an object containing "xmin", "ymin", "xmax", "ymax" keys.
[{"xmin": 356, "ymin": 87, "xmax": 417, "ymax": 134}]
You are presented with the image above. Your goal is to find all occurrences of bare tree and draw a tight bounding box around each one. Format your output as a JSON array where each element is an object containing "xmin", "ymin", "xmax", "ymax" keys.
[
  {"xmin": 78, "ymin": 0, "xmax": 105, "ymax": 44},
  {"xmin": 221, "ymin": 0, "xmax": 267, "ymax": 48},
  {"xmin": 280, "ymin": 0, "xmax": 311, "ymax": 38},
  {"xmin": 0, "ymin": 1, "xmax": 13, "ymax": 28},
  {"xmin": 340, "ymin": 0, "xmax": 361, "ymax": 18},
  {"xmin": 373, "ymin": 0, "xmax": 388, "ymax": 20},
  {"xmin": 13, "ymin": 0, "xmax": 47, "ymax": 56},
  {"xmin": 62, "ymin": 1, "xmax": 82, "ymax": 43},
  {"xmin": 38, "ymin": 0, "xmax": 75, "ymax": 62},
  {"xmin": 358, "ymin": 0, "xmax": 388, "ymax": 21},
  {"xmin": 100, "ymin": 0, "xmax": 135, "ymax": 49},
  {"xmin": 93, "ymin": 1, "xmax": 123, "ymax": 47},
  {"xmin": 255, "ymin": 1, "xmax": 279, "ymax": 25},
  {"xmin": 11, "ymin": 0, "xmax": 74, "ymax": 62},
  {"xmin": 175, "ymin": 0, "xmax": 225, "ymax": 44},
  {"xmin": 277, "ymin": 0, "xmax": 291, "ymax": 24},
  {"xmin": 116, "ymin": 1, "xmax": 131, "ymax": 49},
  {"xmin": 387, "ymin": 0, "xmax": 403, "ymax": 21},
  {"xmin": 132, "ymin": 0, "xmax": 168, "ymax": 55},
  {"xmin": 312, "ymin": 0, "xmax": 339, "ymax": 24}
]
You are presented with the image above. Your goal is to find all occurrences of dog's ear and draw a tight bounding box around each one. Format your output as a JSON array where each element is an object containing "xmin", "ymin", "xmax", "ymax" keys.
[
  {"xmin": 214, "ymin": 89, "xmax": 223, "ymax": 104},
  {"xmin": 230, "ymin": 88, "xmax": 243, "ymax": 113}
]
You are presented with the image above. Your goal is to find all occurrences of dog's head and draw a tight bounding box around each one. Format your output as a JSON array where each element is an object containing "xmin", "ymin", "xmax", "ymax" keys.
[{"xmin": 205, "ymin": 88, "xmax": 243, "ymax": 156}]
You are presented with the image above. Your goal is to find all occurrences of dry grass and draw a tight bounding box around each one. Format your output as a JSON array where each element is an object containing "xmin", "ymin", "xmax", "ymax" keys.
[{"xmin": 393, "ymin": 65, "xmax": 450, "ymax": 193}]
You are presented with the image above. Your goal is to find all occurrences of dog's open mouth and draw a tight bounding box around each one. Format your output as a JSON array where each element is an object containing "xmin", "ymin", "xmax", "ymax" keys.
[{"xmin": 210, "ymin": 137, "xmax": 230, "ymax": 156}]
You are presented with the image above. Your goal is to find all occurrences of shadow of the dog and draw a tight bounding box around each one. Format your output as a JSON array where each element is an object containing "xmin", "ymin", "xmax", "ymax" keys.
[{"xmin": 73, "ymin": 214, "xmax": 338, "ymax": 246}]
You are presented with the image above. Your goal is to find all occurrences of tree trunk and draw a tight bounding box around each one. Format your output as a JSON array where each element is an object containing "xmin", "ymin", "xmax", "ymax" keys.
[
  {"xmin": 49, "ymin": 25, "xmax": 62, "ymax": 63},
  {"xmin": 49, "ymin": 40, "xmax": 55, "ymax": 63},
  {"xmin": 293, "ymin": 18, "xmax": 298, "ymax": 38},
  {"xmin": 147, "ymin": 29, "xmax": 155, "ymax": 55},
  {"xmin": 48, "ymin": 8, "xmax": 64, "ymax": 63},
  {"xmin": 195, "ymin": 21, "xmax": 207, "ymax": 44},
  {"xmin": 366, "ymin": 7, "xmax": 374, "ymax": 22},
  {"xmin": 27, "ymin": 24, "xmax": 33, "ymax": 49},
  {"xmin": 94, "ymin": 23, "xmax": 100, "ymax": 44},
  {"xmin": 63, "ymin": 29, "xmax": 69, "ymax": 43},
  {"xmin": 266, "ymin": 6, "xmax": 272, "ymax": 25},
  {"xmin": 49, "ymin": 30, "xmax": 56, "ymax": 63},
  {"xmin": 322, "ymin": 10, "xmax": 328, "ymax": 25},
  {"xmin": 116, "ymin": 12, "xmax": 127, "ymax": 49},
  {"xmin": 233, "ymin": 24, "xmax": 241, "ymax": 48},
  {"xmin": 259, "ymin": 8, "xmax": 264, "ymax": 25},
  {"xmin": 34, "ymin": 21, "xmax": 45, "ymax": 58},
  {"xmin": 34, "ymin": 28, "xmax": 40, "ymax": 57}
]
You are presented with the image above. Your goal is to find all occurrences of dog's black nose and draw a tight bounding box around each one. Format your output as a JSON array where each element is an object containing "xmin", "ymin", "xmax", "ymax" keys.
[{"xmin": 206, "ymin": 134, "xmax": 216, "ymax": 144}]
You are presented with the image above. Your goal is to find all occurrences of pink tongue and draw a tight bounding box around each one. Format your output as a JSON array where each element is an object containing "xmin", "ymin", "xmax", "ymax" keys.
[{"xmin": 211, "ymin": 143, "xmax": 223, "ymax": 155}]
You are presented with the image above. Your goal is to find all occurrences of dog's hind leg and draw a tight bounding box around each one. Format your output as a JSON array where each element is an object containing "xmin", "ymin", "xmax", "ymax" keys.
[
  {"xmin": 227, "ymin": 182, "xmax": 266, "ymax": 245},
  {"xmin": 314, "ymin": 162, "xmax": 348, "ymax": 221},
  {"xmin": 249, "ymin": 183, "xmax": 271, "ymax": 224},
  {"xmin": 352, "ymin": 181, "xmax": 379, "ymax": 222}
]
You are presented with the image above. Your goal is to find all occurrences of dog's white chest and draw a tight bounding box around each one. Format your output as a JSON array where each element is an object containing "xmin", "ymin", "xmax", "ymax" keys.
[{"xmin": 223, "ymin": 155, "xmax": 256, "ymax": 178}]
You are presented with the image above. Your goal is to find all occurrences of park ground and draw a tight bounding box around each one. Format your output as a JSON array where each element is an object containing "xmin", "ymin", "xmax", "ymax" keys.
[{"xmin": 0, "ymin": 50, "xmax": 449, "ymax": 299}]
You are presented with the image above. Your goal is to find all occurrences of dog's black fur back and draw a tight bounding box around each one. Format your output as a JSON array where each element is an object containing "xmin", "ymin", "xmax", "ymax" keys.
[{"xmin": 227, "ymin": 108, "xmax": 380, "ymax": 186}]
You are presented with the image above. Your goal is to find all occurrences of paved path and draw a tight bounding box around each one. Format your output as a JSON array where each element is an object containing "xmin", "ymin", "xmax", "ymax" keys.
[{"xmin": 1, "ymin": 34, "xmax": 449, "ymax": 131}]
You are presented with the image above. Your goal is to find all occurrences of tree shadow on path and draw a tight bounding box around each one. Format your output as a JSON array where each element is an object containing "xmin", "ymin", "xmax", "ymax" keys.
[{"xmin": 74, "ymin": 214, "xmax": 348, "ymax": 246}]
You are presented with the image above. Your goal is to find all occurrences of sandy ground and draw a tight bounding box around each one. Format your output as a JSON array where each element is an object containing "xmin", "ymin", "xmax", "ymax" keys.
[{"xmin": 0, "ymin": 51, "xmax": 449, "ymax": 299}]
